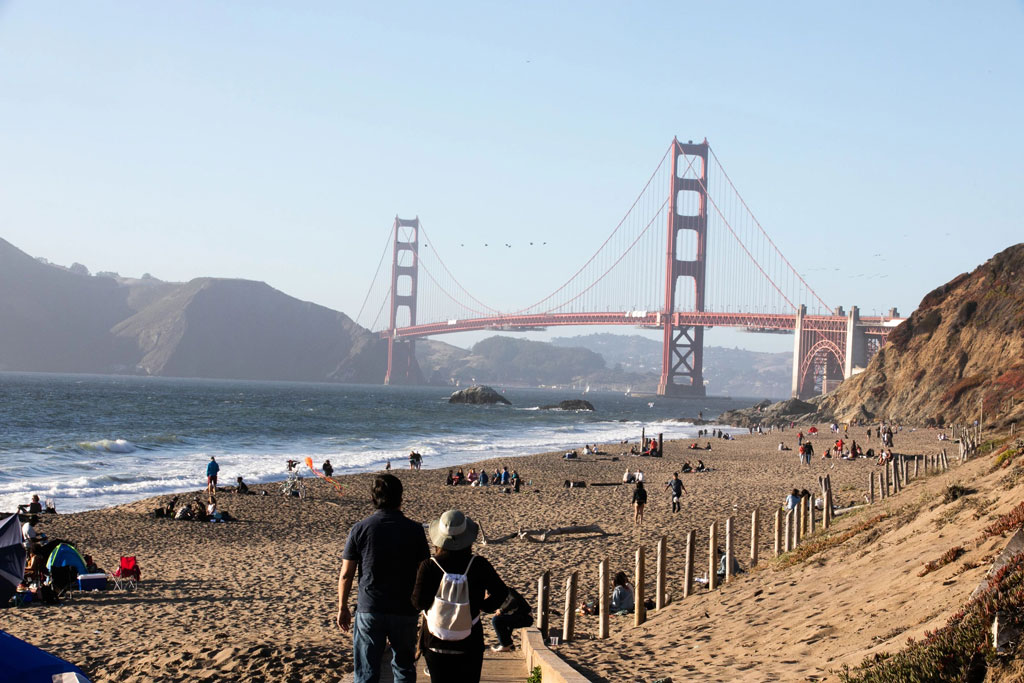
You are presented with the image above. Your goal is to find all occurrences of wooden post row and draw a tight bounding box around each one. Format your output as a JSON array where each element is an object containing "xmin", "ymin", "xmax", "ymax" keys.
[
  {"xmin": 725, "ymin": 517, "xmax": 734, "ymax": 583},
  {"xmin": 784, "ymin": 510, "xmax": 793, "ymax": 551},
  {"xmin": 773, "ymin": 509, "xmax": 782, "ymax": 557},
  {"xmin": 563, "ymin": 571, "xmax": 577, "ymax": 642},
  {"xmin": 656, "ymin": 536, "xmax": 666, "ymax": 610},
  {"xmin": 537, "ymin": 570, "xmax": 550, "ymax": 636},
  {"xmin": 708, "ymin": 521, "xmax": 718, "ymax": 590},
  {"xmin": 634, "ymin": 547, "xmax": 646, "ymax": 626},
  {"xmin": 794, "ymin": 499, "xmax": 802, "ymax": 546},
  {"xmin": 598, "ymin": 559, "xmax": 609, "ymax": 639},
  {"xmin": 683, "ymin": 530, "xmax": 695, "ymax": 599},
  {"xmin": 750, "ymin": 509, "xmax": 759, "ymax": 569}
]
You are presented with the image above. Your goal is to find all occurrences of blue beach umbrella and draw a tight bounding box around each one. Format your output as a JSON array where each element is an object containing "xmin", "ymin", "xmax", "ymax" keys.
[
  {"xmin": 0, "ymin": 514, "xmax": 27, "ymax": 605},
  {"xmin": 0, "ymin": 630, "xmax": 91, "ymax": 682}
]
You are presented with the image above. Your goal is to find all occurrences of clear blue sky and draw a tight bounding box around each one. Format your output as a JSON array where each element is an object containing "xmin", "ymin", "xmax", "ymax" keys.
[{"xmin": 1, "ymin": 1, "xmax": 1021, "ymax": 352}]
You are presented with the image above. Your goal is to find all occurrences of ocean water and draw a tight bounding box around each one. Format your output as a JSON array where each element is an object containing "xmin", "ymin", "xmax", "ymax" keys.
[{"xmin": 0, "ymin": 373, "xmax": 751, "ymax": 513}]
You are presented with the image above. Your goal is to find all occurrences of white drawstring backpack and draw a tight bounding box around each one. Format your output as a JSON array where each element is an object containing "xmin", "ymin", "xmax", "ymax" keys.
[{"xmin": 423, "ymin": 556, "xmax": 478, "ymax": 640}]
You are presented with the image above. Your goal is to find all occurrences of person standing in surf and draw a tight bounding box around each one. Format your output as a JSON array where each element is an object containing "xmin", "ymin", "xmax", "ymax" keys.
[{"xmin": 206, "ymin": 456, "xmax": 219, "ymax": 493}]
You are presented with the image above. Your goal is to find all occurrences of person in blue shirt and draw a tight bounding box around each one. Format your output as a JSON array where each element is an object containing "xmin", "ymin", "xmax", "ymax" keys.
[{"xmin": 206, "ymin": 456, "xmax": 220, "ymax": 493}]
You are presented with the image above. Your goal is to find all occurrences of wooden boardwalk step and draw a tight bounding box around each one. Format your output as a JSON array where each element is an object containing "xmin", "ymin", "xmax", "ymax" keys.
[{"xmin": 352, "ymin": 647, "xmax": 527, "ymax": 682}]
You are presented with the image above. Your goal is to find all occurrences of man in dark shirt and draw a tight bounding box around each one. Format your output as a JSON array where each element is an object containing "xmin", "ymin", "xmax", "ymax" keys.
[
  {"xmin": 665, "ymin": 472, "xmax": 686, "ymax": 513},
  {"xmin": 337, "ymin": 474, "xmax": 429, "ymax": 683}
]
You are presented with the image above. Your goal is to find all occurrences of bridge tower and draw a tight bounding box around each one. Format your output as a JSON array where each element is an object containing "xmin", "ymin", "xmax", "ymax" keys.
[
  {"xmin": 384, "ymin": 216, "xmax": 425, "ymax": 385},
  {"xmin": 658, "ymin": 138, "xmax": 708, "ymax": 397}
]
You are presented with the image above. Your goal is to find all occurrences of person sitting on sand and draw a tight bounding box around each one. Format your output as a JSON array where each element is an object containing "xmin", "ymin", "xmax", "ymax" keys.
[
  {"xmin": 785, "ymin": 488, "xmax": 800, "ymax": 511},
  {"xmin": 705, "ymin": 442, "xmax": 713, "ymax": 450},
  {"xmin": 236, "ymin": 477, "xmax": 251, "ymax": 495},
  {"xmin": 778, "ymin": 442, "xmax": 791, "ymax": 451},
  {"xmin": 688, "ymin": 442, "xmax": 699, "ymax": 450},
  {"xmin": 695, "ymin": 460, "xmax": 707, "ymax": 472},
  {"xmin": 610, "ymin": 571, "xmax": 635, "ymax": 614},
  {"xmin": 445, "ymin": 470, "xmax": 455, "ymax": 486},
  {"xmin": 583, "ymin": 445, "xmax": 593, "ymax": 455},
  {"xmin": 623, "ymin": 468, "xmax": 634, "ymax": 484},
  {"xmin": 477, "ymin": 469, "xmax": 488, "ymax": 487},
  {"xmin": 454, "ymin": 468, "xmax": 466, "ymax": 485},
  {"xmin": 17, "ymin": 494, "xmax": 43, "ymax": 515},
  {"xmin": 716, "ymin": 547, "xmax": 743, "ymax": 578},
  {"xmin": 681, "ymin": 461, "xmax": 693, "ymax": 473},
  {"xmin": 467, "ymin": 468, "xmax": 478, "ymax": 484}
]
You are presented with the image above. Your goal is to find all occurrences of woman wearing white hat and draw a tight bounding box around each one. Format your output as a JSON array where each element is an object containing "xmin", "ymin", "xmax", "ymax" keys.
[{"xmin": 412, "ymin": 509, "xmax": 510, "ymax": 682}]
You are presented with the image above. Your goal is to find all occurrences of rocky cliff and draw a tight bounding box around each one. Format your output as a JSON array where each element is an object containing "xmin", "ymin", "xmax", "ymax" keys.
[{"xmin": 818, "ymin": 243, "xmax": 1024, "ymax": 427}]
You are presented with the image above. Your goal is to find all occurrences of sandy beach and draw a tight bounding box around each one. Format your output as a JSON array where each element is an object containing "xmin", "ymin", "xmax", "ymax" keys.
[{"xmin": 2, "ymin": 424, "xmax": 999, "ymax": 682}]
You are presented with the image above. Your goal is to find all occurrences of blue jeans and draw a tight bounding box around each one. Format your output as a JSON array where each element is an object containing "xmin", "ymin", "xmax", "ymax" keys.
[
  {"xmin": 491, "ymin": 612, "xmax": 534, "ymax": 647},
  {"xmin": 352, "ymin": 611, "xmax": 419, "ymax": 683}
]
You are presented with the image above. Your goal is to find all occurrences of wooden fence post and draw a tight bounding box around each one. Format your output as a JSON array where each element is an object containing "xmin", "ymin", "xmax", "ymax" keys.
[
  {"xmin": 773, "ymin": 509, "xmax": 782, "ymax": 557},
  {"xmin": 656, "ymin": 536, "xmax": 666, "ymax": 609},
  {"xmin": 914, "ymin": 455, "xmax": 919, "ymax": 479},
  {"xmin": 563, "ymin": 572, "xmax": 578, "ymax": 642},
  {"xmin": 784, "ymin": 509, "xmax": 793, "ymax": 551},
  {"xmin": 883, "ymin": 462, "xmax": 890, "ymax": 496},
  {"xmin": 826, "ymin": 478, "xmax": 834, "ymax": 527},
  {"xmin": 725, "ymin": 517, "xmax": 734, "ymax": 583},
  {"xmin": 750, "ymin": 509, "xmax": 759, "ymax": 569},
  {"xmin": 708, "ymin": 521, "xmax": 719, "ymax": 590},
  {"xmin": 598, "ymin": 559, "xmax": 609, "ymax": 639},
  {"xmin": 634, "ymin": 547, "xmax": 646, "ymax": 626},
  {"xmin": 537, "ymin": 570, "xmax": 550, "ymax": 636},
  {"xmin": 683, "ymin": 530, "xmax": 695, "ymax": 598},
  {"xmin": 803, "ymin": 494, "xmax": 812, "ymax": 535},
  {"xmin": 809, "ymin": 496, "xmax": 816, "ymax": 533},
  {"xmin": 869, "ymin": 471, "xmax": 875, "ymax": 504},
  {"xmin": 794, "ymin": 499, "xmax": 802, "ymax": 546}
]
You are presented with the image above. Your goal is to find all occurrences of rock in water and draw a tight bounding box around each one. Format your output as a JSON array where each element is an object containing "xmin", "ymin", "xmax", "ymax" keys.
[
  {"xmin": 448, "ymin": 385, "xmax": 512, "ymax": 405},
  {"xmin": 540, "ymin": 399, "xmax": 595, "ymax": 411}
]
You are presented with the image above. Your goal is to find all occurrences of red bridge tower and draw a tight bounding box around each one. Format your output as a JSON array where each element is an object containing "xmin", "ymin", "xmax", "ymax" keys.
[
  {"xmin": 658, "ymin": 138, "xmax": 708, "ymax": 397},
  {"xmin": 384, "ymin": 216, "xmax": 425, "ymax": 385}
]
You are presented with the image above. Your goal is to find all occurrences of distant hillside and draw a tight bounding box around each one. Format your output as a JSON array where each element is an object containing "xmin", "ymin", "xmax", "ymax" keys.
[
  {"xmin": 551, "ymin": 333, "xmax": 792, "ymax": 398},
  {"xmin": 417, "ymin": 336, "xmax": 605, "ymax": 386},
  {"xmin": 0, "ymin": 239, "xmax": 136, "ymax": 372},
  {"xmin": 818, "ymin": 243, "xmax": 1024, "ymax": 427},
  {"xmin": 0, "ymin": 238, "xmax": 385, "ymax": 382}
]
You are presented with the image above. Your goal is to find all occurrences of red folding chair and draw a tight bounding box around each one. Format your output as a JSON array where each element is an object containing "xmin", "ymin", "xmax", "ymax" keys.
[{"xmin": 110, "ymin": 556, "xmax": 141, "ymax": 591}]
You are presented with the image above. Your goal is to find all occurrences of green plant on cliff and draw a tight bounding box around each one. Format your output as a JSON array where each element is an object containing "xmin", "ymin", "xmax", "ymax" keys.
[{"xmin": 839, "ymin": 551, "xmax": 1024, "ymax": 682}]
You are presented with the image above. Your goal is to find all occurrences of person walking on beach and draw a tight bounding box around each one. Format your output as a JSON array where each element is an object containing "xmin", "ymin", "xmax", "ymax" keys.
[
  {"xmin": 413, "ymin": 509, "xmax": 510, "ymax": 682},
  {"xmin": 632, "ymin": 481, "xmax": 648, "ymax": 526},
  {"xmin": 665, "ymin": 473, "xmax": 686, "ymax": 513},
  {"xmin": 337, "ymin": 474, "xmax": 429, "ymax": 683},
  {"xmin": 206, "ymin": 456, "xmax": 219, "ymax": 494}
]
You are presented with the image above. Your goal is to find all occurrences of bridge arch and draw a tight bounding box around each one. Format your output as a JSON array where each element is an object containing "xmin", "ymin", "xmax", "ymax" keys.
[{"xmin": 797, "ymin": 338, "xmax": 845, "ymax": 398}]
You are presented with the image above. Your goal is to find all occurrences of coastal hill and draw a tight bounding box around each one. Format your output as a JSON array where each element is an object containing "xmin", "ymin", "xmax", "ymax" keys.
[
  {"xmin": 818, "ymin": 243, "xmax": 1024, "ymax": 427},
  {"xmin": 0, "ymin": 238, "xmax": 384, "ymax": 382}
]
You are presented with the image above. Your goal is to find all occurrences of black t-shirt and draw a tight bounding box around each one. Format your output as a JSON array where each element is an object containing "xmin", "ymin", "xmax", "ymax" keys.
[
  {"xmin": 412, "ymin": 552, "xmax": 508, "ymax": 652},
  {"xmin": 342, "ymin": 509, "xmax": 430, "ymax": 615},
  {"xmin": 632, "ymin": 487, "xmax": 648, "ymax": 505},
  {"xmin": 669, "ymin": 478, "xmax": 683, "ymax": 497}
]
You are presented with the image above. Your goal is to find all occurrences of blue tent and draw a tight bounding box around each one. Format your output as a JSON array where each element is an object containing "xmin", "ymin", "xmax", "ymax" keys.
[
  {"xmin": 45, "ymin": 543, "xmax": 87, "ymax": 575},
  {"xmin": 0, "ymin": 630, "xmax": 91, "ymax": 682},
  {"xmin": 0, "ymin": 513, "xmax": 26, "ymax": 605}
]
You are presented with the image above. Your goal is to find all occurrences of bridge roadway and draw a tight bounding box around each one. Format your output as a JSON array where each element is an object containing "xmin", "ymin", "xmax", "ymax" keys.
[{"xmin": 381, "ymin": 310, "xmax": 899, "ymax": 339}]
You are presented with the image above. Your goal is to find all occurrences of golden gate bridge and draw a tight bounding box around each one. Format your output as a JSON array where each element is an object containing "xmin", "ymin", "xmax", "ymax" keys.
[{"xmin": 356, "ymin": 138, "xmax": 903, "ymax": 399}]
